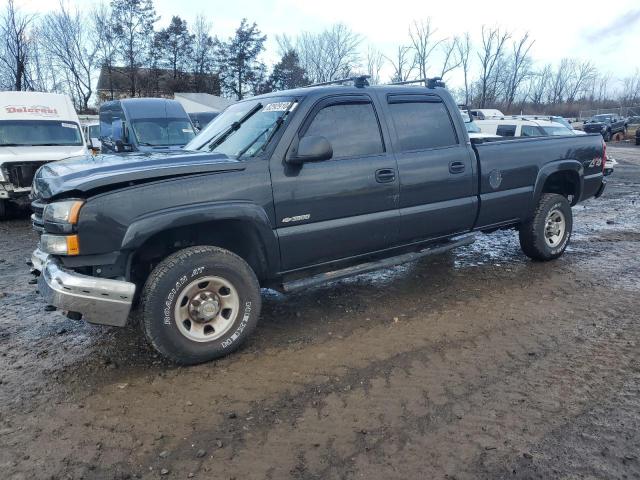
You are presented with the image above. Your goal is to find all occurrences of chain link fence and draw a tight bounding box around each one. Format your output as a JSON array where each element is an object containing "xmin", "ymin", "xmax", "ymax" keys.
[{"xmin": 579, "ymin": 106, "xmax": 640, "ymax": 121}]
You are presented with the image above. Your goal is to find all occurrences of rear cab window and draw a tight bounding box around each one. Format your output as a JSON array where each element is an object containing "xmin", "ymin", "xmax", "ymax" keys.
[
  {"xmin": 302, "ymin": 98, "xmax": 384, "ymax": 158},
  {"xmin": 386, "ymin": 94, "xmax": 458, "ymax": 151}
]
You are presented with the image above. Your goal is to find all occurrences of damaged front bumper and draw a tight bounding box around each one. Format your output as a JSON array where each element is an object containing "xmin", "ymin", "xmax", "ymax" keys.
[{"xmin": 31, "ymin": 248, "xmax": 136, "ymax": 327}]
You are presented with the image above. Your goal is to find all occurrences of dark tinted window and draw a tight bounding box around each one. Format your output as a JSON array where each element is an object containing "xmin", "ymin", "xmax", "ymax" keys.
[
  {"xmin": 304, "ymin": 102, "xmax": 384, "ymax": 158},
  {"xmin": 388, "ymin": 101, "xmax": 457, "ymax": 151},
  {"xmin": 496, "ymin": 124, "xmax": 516, "ymax": 137},
  {"xmin": 521, "ymin": 125, "xmax": 544, "ymax": 137}
]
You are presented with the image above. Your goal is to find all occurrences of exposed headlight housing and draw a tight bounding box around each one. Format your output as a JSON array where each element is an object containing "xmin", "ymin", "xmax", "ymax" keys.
[
  {"xmin": 43, "ymin": 200, "xmax": 84, "ymax": 225},
  {"xmin": 40, "ymin": 234, "xmax": 80, "ymax": 256}
]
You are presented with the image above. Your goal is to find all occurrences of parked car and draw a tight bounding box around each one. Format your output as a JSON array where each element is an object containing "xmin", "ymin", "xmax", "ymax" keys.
[
  {"xmin": 81, "ymin": 121, "xmax": 101, "ymax": 153},
  {"xmin": 583, "ymin": 114, "xmax": 626, "ymax": 141},
  {"xmin": 522, "ymin": 115, "xmax": 585, "ymax": 135},
  {"xmin": 99, "ymin": 98, "xmax": 196, "ymax": 153},
  {"xmin": 470, "ymin": 108, "xmax": 505, "ymax": 120},
  {"xmin": 636, "ymin": 128, "xmax": 640, "ymax": 145},
  {"xmin": 0, "ymin": 91, "xmax": 87, "ymax": 218},
  {"xmin": 29, "ymin": 79, "xmax": 607, "ymax": 364},
  {"xmin": 476, "ymin": 117, "xmax": 574, "ymax": 137},
  {"xmin": 459, "ymin": 109, "xmax": 500, "ymax": 140}
]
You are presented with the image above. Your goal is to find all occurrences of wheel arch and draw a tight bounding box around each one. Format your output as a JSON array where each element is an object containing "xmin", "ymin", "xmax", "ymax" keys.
[
  {"xmin": 533, "ymin": 161, "xmax": 584, "ymax": 208},
  {"xmin": 122, "ymin": 201, "xmax": 279, "ymax": 285}
]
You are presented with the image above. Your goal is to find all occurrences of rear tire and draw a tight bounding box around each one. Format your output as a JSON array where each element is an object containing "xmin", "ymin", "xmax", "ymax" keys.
[
  {"xmin": 519, "ymin": 194, "xmax": 572, "ymax": 261},
  {"xmin": 140, "ymin": 246, "xmax": 261, "ymax": 365},
  {"xmin": 603, "ymin": 130, "xmax": 611, "ymax": 142}
]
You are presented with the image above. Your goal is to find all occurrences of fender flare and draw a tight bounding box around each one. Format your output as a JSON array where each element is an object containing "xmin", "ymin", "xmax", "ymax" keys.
[
  {"xmin": 533, "ymin": 160, "xmax": 584, "ymax": 207},
  {"xmin": 121, "ymin": 201, "xmax": 279, "ymax": 277}
]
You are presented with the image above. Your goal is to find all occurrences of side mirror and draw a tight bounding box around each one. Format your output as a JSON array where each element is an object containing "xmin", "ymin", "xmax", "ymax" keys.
[
  {"xmin": 89, "ymin": 138, "xmax": 101, "ymax": 151},
  {"xmin": 286, "ymin": 135, "xmax": 333, "ymax": 165},
  {"xmin": 121, "ymin": 121, "xmax": 130, "ymax": 143}
]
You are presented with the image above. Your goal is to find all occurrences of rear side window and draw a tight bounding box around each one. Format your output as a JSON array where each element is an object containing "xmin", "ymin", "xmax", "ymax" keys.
[
  {"xmin": 388, "ymin": 101, "xmax": 457, "ymax": 151},
  {"xmin": 521, "ymin": 125, "xmax": 544, "ymax": 137},
  {"xmin": 303, "ymin": 103, "xmax": 384, "ymax": 158},
  {"xmin": 496, "ymin": 124, "xmax": 516, "ymax": 137}
]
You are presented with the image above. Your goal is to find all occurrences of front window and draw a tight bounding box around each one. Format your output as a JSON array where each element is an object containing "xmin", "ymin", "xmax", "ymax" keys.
[
  {"xmin": 185, "ymin": 97, "xmax": 297, "ymax": 158},
  {"xmin": 0, "ymin": 120, "xmax": 83, "ymax": 147},
  {"xmin": 130, "ymin": 118, "xmax": 196, "ymax": 147},
  {"xmin": 591, "ymin": 115, "xmax": 612, "ymax": 122}
]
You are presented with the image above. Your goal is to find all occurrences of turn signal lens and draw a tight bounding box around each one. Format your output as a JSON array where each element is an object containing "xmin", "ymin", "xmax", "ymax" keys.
[{"xmin": 66, "ymin": 235, "xmax": 80, "ymax": 255}]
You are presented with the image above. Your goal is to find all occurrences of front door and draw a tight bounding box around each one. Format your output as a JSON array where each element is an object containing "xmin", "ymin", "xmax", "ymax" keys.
[{"xmin": 271, "ymin": 95, "xmax": 400, "ymax": 272}]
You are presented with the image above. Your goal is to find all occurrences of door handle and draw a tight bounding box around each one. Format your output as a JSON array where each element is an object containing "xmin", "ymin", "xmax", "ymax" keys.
[
  {"xmin": 449, "ymin": 161, "xmax": 466, "ymax": 174},
  {"xmin": 375, "ymin": 168, "xmax": 396, "ymax": 183}
]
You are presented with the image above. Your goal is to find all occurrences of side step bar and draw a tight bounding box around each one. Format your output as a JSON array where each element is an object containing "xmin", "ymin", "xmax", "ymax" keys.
[{"xmin": 282, "ymin": 235, "xmax": 475, "ymax": 293}]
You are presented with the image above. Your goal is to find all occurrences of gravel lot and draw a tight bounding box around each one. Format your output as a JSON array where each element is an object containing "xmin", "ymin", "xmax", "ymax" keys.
[{"xmin": 1, "ymin": 145, "xmax": 639, "ymax": 480}]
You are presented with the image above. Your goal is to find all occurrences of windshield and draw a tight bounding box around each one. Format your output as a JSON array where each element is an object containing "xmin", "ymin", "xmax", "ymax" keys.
[
  {"xmin": 591, "ymin": 115, "xmax": 612, "ymax": 122},
  {"xmin": 542, "ymin": 126, "xmax": 573, "ymax": 136},
  {"xmin": 185, "ymin": 97, "xmax": 297, "ymax": 158},
  {"xmin": 0, "ymin": 120, "xmax": 83, "ymax": 147},
  {"xmin": 130, "ymin": 118, "xmax": 195, "ymax": 146}
]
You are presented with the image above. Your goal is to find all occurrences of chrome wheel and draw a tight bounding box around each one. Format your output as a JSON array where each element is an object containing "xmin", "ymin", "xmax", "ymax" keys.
[
  {"xmin": 174, "ymin": 276, "xmax": 240, "ymax": 342},
  {"xmin": 544, "ymin": 209, "xmax": 566, "ymax": 248}
]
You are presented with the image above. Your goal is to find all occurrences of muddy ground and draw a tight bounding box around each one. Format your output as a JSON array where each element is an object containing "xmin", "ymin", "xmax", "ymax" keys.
[{"xmin": 1, "ymin": 145, "xmax": 639, "ymax": 480}]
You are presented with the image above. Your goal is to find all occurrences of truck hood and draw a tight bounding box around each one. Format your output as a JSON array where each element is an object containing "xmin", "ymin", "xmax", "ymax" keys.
[
  {"xmin": 31, "ymin": 150, "xmax": 245, "ymax": 201},
  {"xmin": 0, "ymin": 145, "xmax": 88, "ymax": 164}
]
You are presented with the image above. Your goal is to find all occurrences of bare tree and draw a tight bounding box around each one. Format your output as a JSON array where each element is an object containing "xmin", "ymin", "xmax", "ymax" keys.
[
  {"xmin": 191, "ymin": 14, "xmax": 219, "ymax": 94},
  {"xmin": 619, "ymin": 70, "xmax": 640, "ymax": 104},
  {"xmin": 0, "ymin": 0, "xmax": 36, "ymax": 91},
  {"xmin": 566, "ymin": 60, "xmax": 597, "ymax": 103},
  {"xmin": 93, "ymin": 3, "xmax": 119, "ymax": 101},
  {"xmin": 456, "ymin": 33, "xmax": 472, "ymax": 105},
  {"xmin": 503, "ymin": 32, "xmax": 534, "ymax": 110},
  {"xmin": 41, "ymin": 1, "xmax": 98, "ymax": 111},
  {"xmin": 365, "ymin": 45, "xmax": 385, "ymax": 85},
  {"xmin": 294, "ymin": 23, "xmax": 362, "ymax": 83},
  {"xmin": 477, "ymin": 26, "xmax": 511, "ymax": 107},
  {"xmin": 528, "ymin": 64, "xmax": 551, "ymax": 107},
  {"xmin": 438, "ymin": 37, "xmax": 461, "ymax": 80},
  {"xmin": 386, "ymin": 45, "xmax": 415, "ymax": 83},
  {"xmin": 409, "ymin": 19, "xmax": 442, "ymax": 80}
]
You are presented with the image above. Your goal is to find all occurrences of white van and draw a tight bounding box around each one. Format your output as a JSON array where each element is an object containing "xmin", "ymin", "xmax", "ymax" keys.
[{"xmin": 0, "ymin": 92, "xmax": 87, "ymax": 217}]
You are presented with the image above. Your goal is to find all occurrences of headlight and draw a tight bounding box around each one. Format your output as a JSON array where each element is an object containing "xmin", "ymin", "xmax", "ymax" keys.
[
  {"xmin": 40, "ymin": 234, "xmax": 80, "ymax": 256},
  {"xmin": 43, "ymin": 200, "xmax": 84, "ymax": 224}
]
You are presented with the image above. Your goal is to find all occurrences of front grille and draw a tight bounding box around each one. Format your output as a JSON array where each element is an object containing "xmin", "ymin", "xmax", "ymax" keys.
[
  {"xmin": 31, "ymin": 200, "xmax": 45, "ymax": 233},
  {"xmin": 3, "ymin": 161, "xmax": 48, "ymax": 188}
]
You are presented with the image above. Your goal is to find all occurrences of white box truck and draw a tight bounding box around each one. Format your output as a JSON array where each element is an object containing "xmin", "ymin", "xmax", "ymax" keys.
[{"xmin": 0, "ymin": 92, "xmax": 88, "ymax": 218}]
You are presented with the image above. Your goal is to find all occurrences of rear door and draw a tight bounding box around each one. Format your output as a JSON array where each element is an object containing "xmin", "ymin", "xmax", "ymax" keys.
[
  {"xmin": 271, "ymin": 94, "xmax": 400, "ymax": 271},
  {"xmin": 384, "ymin": 93, "xmax": 477, "ymax": 243}
]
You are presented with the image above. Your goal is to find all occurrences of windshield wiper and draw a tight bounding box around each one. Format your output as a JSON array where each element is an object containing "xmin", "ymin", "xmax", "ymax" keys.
[
  {"xmin": 237, "ymin": 117, "xmax": 285, "ymax": 160},
  {"xmin": 207, "ymin": 103, "xmax": 263, "ymax": 152}
]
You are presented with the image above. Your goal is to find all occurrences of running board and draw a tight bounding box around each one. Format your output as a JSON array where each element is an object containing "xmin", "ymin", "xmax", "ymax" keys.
[{"xmin": 282, "ymin": 235, "xmax": 475, "ymax": 293}]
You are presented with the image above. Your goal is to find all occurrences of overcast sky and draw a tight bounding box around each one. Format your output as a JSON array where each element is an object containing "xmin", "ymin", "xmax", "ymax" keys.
[{"xmin": 19, "ymin": 0, "xmax": 640, "ymax": 89}]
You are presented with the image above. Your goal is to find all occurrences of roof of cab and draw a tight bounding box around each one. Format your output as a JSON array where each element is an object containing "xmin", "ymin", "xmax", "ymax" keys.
[{"xmin": 249, "ymin": 84, "xmax": 445, "ymax": 102}]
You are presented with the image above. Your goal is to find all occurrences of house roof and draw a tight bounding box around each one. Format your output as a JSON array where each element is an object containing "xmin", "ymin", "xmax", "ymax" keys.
[{"xmin": 173, "ymin": 92, "xmax": 235, "ymax": 113}]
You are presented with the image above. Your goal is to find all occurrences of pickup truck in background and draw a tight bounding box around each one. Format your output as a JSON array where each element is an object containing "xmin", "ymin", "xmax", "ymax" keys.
[
  {"xmin": 583, "ymin": 114, "xmax": 627, "ymax": 141},
  {"xmin": 99, "ymin": 98, "xmax": 196, "ymax": 153},
  {"xmin": 29, "ymin": 78, "xmax": 607, "ymax": 364},
  {"xmin": 0, "ymin": 91, "xmax": 87, "ymax": 219}
]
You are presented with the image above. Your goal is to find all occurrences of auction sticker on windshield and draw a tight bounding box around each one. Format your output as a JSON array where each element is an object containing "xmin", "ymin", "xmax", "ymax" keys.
[
  {"xmin": 262, "ymin": 102, "xmax": 294, "ymax": 112},
  {"xmin": 61, "ymin": 123, "xmax": 77, "ymax": 129}
]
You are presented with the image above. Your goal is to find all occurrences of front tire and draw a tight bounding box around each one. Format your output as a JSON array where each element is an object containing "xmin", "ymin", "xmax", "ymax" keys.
[
  {"xmin": 0, "ymin": 199, "xmax": 6, "ymax": 220},
  {"xmin": 519, "ymin": 193, "xmax": 573, "ymax": 261},
  {"xmin": 140, "ymin": 246, "xmax": 261, "ymax": 365}
]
